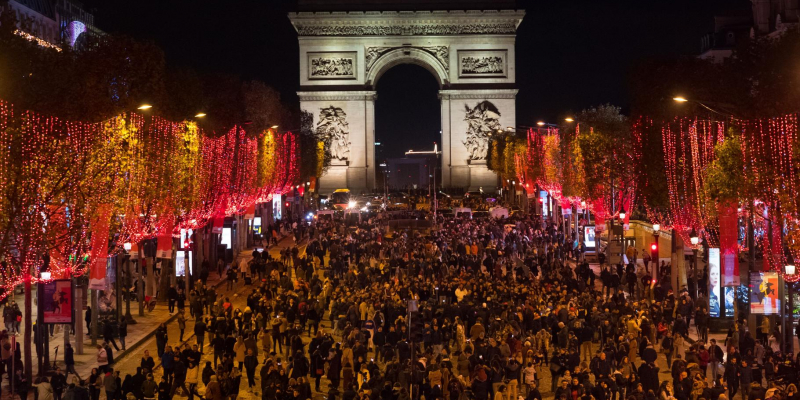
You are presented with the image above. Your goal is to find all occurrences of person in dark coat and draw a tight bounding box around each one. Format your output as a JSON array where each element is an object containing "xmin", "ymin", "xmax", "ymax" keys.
[
  {"xmin": 328, "ymin": 344, "xmax": 343, "ymax": 390},
  {"xmin": 64, "ymin": 343, "xmax": 80, "ymax": 380},
  {"xmin": 638, "ymin": 361, "xmax": 660, "ymax": 395},
  {"xmin": 244, "ymin": 349, "xmax": 258, "ymax": 389},
  {"xmin": 103, "ymin": 321, "xmax": 120, "ymax": 351}
]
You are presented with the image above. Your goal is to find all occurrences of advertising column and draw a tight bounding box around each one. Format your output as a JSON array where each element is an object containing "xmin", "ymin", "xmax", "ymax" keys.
[{"xmin": 708, "ymin": 248, "xmax": 721, "ymax": 318}]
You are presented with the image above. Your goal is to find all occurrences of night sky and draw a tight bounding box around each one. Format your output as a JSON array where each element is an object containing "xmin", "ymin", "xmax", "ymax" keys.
[{"xmin": 82, "ymin": 0, "xmax": 750, "ymax": 158}]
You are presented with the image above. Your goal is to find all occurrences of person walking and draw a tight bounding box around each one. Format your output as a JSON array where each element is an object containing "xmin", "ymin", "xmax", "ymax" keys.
[
  {"xmin": 155, "ymin": 323, "xmax": 167, "ymax": 358},
  {"xmin": 64, "ymin": 343, "xmax": 81, "ymax": 381},
  {"xmin": 118, "ymin": 319, "xmax": 128, "ymax": 351},
  {"xmin": 244, "ymin": 348, "xmax": 258, "ymax": 391},
  {"xmin": 178, "ymin": 310, "xmax": 187, "ymax": 342},
  {"xmin": 103, "ymin": 321, "xmax": 120, "ymax": 351},
  {"xmin": 194, "ymin": 317, "xmax": 206, "ymax": 353}
]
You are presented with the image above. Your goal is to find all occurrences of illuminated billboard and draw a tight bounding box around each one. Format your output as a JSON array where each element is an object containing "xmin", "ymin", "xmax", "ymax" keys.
[
  {"xmin": 750, "ymin": 271, "xmax": 780, "ymax": 315},
  {"xmin": 708, "ymin": 248, "xmax": 721, "ymax": 318}
]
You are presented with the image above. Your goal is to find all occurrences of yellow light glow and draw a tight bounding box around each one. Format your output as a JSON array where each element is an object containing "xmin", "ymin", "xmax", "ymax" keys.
[
  {"xmin": 537, "ymin": 121, "xmax": 545, "ymax": 126},
  {"xmin": 137, "ymin": 104, "xmax": 153, "ymax": 110},
  {"xmin": 673, "ymin": 97, "xmax": 688, "ymax": 102},
  {"xmin": 271, "ymin": 125, "xmax": 279, "ymax": 129},
  {"xmin": 565, "ymin": 117, "xmax": 574, "ymax": 122},
  {"xmin": 194, "ymin": 113, "xmax": 207, "ymax": 118}
]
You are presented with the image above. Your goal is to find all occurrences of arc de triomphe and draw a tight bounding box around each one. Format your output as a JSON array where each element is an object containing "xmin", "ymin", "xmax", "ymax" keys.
[{"xmin": 290, "ymin": 2, "xmax": 524, "ymax": 193}]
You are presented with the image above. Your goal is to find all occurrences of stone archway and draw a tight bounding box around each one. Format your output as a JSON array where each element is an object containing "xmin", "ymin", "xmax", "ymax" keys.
[
  {"xmin": 366, "ymin": 47, "xmax": 449, "ymax": 88},
  {"xmin": 290, "ymin": 7, "xmax": 524, "ymax": 193}
]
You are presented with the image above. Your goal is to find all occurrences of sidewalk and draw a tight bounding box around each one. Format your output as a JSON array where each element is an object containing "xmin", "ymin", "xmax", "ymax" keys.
[{"xmin": 6, "ymin": 268, "xmax": 228, "ymax": 380}]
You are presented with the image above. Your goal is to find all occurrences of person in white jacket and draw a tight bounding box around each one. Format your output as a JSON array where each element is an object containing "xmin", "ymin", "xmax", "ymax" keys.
[
  {"xmin": 185, "ymin": 362, "xmax": 200, "ymax": 400},
  {"xmin": 37, "ymin": 377, "xmax": 54, "ymax": 400}
]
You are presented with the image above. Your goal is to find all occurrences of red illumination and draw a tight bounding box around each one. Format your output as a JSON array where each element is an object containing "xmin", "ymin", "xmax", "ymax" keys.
[{"xmin": 651, "ymin": 243, "xmax": 657, "ymax": 251}]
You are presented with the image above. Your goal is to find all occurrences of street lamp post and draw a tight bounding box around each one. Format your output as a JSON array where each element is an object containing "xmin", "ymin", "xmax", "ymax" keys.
[
  {"xmin": 784, "ymin": 264, "xmax": 796, "ymax": 354},
  {"xmin": 652, "ymin": 224, "xmax": 660, "ymax": 276},
  {"xmin": 690, "ymin": 228, "xmax": 700, "ymax": 299},
  {"xmin": 38, "ymin": 271, "xmax": 52, "ymax": 376}
]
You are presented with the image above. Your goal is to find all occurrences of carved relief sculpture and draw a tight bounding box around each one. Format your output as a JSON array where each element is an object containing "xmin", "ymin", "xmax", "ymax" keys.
[
  {"xmin": 308, "ymin": 52, "xmax": 357, "ymax": 79},
  {"xmin": 310, "ymin": 57, "xmax": 354, "ymax": 77},
  {"xmin": 316, "ymin": 106, "xmax": 350, "ymax": 161},
  {"xmin": 458, "ymin": 50, "xmax": 507, "ymax": 78},
  {"xmin": 463, "ymin": 101, "xmax": 502, "ymax": 161},
  {"xmin": 461, "ymin": 56, "xmax": 503, "ymax": 74}
]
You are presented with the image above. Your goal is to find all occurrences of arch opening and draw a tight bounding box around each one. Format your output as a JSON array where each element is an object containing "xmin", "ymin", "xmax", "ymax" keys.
[
  {"xmin": 374, "ymin": 63, "xmax": 442, "ymax": 191},
  {"xmin": 366, "ymin": 48, "xmax": 448, "ymax": 89}
]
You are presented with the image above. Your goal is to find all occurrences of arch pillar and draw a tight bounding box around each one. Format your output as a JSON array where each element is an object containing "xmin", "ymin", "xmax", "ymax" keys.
[
  {"xmin": 298, "ymin": 91, "xmax": 377, "ymax": 193},
  {"xmin": 440, "ymin": 89, "xmax": 518, "ymax": 190}
]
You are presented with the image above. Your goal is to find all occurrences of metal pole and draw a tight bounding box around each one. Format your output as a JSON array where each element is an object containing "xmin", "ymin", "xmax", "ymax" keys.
[
  {"xmin": 91, "ymin": 289, "xmax": 98, "ymax": 346},
  {"xmin": 11, "ymin": 335, "xmax": 15, "ymax": 397},
  {"xmin": 138, "ymin": 242, "xmax": 145, "ymax": 316},
  {"xmin": 75, "ymin": 280, "xmax": 83, "ymax": 355},
  {"xmin": 788, "ymin": 281, "xmax": 794, "ymax": 354}
]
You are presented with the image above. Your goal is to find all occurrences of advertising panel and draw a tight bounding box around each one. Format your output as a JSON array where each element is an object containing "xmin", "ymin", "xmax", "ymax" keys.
[
  {"xmin": 41, "ymin": 279, "xmax": 73, "ymax": 324},
  {"xmin": 708, "ymin": 248, "xmax": 721, "ymax": 318},
  {"xmin": 724, "ymin": 286, "xmax": 735, "ymax": 318},
  {"xmin": 750, "ymin": 271, "xmax": 780, "ymax": 314},
  {"xmin": 584, "ymin": 226, "xmax": 596, "ymax": 249}
]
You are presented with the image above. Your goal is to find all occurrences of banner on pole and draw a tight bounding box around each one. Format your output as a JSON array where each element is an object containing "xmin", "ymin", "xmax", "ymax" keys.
[
  {"xmin": 89, "ymin": 204, "xmax": 112, "ymax": 290},
  {"xmin": 718, "ymin": 202, "xmax": 740, "ymax": 286},
  {"xmin": 41, "ymin": 279, "xmax": 74, "ymax": 324},
  {"xmin": 244, "ymin": 204, "xmax": 256, "ymax": 220},
  {"xmin": 211, "ymin": 214, "xmax": 224, "ymax": 234},
  {"xmin": 156, "ymin": 234, "xmax": 173, "ymax": 259}
]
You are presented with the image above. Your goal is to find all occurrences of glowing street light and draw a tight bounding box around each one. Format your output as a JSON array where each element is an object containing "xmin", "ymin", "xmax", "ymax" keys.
[
  {"xmin": 786, "ymin": 264, "xmax": 796, "ymax": 276},
  {"xmin": 653, "ymin": 224, "xmax": 660, "ymax": 233},
  {"xmin": 40, "ymin": 271, "xmax": 51, "ymax": 280},
  {"xmin": 194, "ymin": 113, "xmax": 207, "ymax": 118},
  {"xmin": 271, "ymin": 125, "xmax": 279, "ymax": 129},
  {"xmin": 137, "ymin": 104, "xmax": 153, "ymax": 110},
  {"xmin": 565, "ymin": 117, "xmax": 574, "ymax": 122},
  {"xmin": 618, "ymin": 207, "xmax": 626, "ymax": 220},
  {"xmin": 690, "ymin": 228, "xmax": 700, "ymax": 246},
  {"xmin": 673, "ymin": 97, "xmax": 688, "ymax": 103},
  {"xmin": 537, "ymin": 121, "xmax": 545, "ymax": 126},
  {"xmin": 123, "ymin": 242, "xmax": 132, "ymax": 252}
]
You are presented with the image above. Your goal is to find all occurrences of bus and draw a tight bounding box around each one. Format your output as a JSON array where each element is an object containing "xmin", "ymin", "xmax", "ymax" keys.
[{"xmin": 331, "ymin": 189, "xmax": 351, "ymax": 209}]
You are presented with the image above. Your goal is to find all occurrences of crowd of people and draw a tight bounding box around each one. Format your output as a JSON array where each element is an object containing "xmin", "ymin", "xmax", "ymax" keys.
[{"xmin": 4, "ymin": 208, "xmax": 800, "ymax": 400}]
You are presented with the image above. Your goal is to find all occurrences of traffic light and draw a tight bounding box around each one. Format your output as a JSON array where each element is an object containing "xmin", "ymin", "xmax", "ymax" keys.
[{"xmin": 650, "ymin": 242, "xmax": 658, "ymax": 259}]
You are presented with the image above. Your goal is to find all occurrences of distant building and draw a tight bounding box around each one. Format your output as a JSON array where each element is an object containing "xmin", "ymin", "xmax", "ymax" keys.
[
  {"xmin": 383, "ymin": 145, "xmax": 442, "ymax": 190},
  {"xmin": 700, "ymin": 0, "xmax": 798, "ymax": 62},
  {"xmin": 3, "ymin": 0, "xmax": 102, "ymax": 50}
]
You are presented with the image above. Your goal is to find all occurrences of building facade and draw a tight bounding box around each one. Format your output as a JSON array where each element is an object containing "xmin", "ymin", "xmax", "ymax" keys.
[
  {"xmin": 291, "ymin": 0, "xmax": 524, "ymax": 194},
  {"xmin": 700, "ymin": 0, "xmax": 798, "ymax": 62},
  {"xmin": 4, "ymin": 0, "xmax": 101, "ymax": 50}
]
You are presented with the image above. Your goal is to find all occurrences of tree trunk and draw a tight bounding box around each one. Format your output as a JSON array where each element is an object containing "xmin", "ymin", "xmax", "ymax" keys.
[
  {"xmin": 157, "ymin": 258, "xmax": 172, "ymax": 302},
  {"xmin": 24, "ymin": 278, "xmax": 32, "ymax": 382}
]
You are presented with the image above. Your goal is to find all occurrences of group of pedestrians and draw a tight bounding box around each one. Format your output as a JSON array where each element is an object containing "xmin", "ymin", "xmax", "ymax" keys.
[{"xmin": 4, "ymin": 205, "xmax": 800, "ymax": 400}]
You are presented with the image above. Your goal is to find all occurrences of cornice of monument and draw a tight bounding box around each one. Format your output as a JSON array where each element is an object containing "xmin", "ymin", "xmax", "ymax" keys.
[
  {"xmin": 297, "ymin": 91, "xmax": 378, "ymax": 101},
  {"xmin": 289, "ymin": 10, "xmax": 525, "ymax": 36},
  {"xmin": 438, "ymin": 89, "xmax": 518, "ymax": 99}
]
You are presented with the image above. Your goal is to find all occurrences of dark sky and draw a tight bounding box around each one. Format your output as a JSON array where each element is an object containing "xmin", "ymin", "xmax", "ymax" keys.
[{"xmin": 82, "ymin": 0, "xmax": 750, "ymax": 158}]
